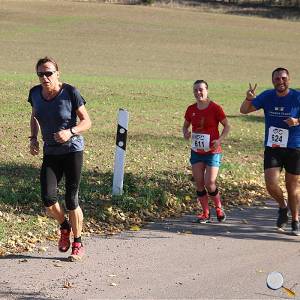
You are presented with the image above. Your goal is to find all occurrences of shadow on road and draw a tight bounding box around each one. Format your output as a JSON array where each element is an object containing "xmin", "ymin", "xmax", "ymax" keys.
[
  {"xmin": 119, "ymin": 201, "xmax": 300, "ymax": 243},
  {"xmin": 0, "ymin": 254, "xmax": 69, "ymax": 261},
  {"xmin": 0, "ymin": 290, "xmax": 55, "ymax": 300}
]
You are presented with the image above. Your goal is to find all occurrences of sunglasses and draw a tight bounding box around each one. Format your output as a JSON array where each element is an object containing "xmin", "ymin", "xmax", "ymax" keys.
[{"xmin": 37, "ymin": 71, "xmax": 56, "ymax": 77}]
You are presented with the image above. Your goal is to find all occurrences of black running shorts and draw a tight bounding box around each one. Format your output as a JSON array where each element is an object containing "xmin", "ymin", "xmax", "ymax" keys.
[
  {"xmin": 40, "ymin": 151, "xmax": 83, "ymax": 210},
  {"xmin": 264, "ymin": 147, "xmax": 300, "ymax": 175}
]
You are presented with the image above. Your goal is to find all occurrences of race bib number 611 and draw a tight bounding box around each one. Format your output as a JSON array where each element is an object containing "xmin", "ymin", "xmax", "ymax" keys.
[{"xmin": 191, "ymin": 133, "xmax": 210, "ymax": 151}]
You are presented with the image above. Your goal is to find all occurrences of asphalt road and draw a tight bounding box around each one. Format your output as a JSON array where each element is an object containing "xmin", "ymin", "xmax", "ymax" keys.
[{"xmin": 1, "ymin": 201, "xmax": 300, "ymax": 299}]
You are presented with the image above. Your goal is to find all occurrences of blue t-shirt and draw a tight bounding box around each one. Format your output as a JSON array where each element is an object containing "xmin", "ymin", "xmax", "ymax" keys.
[
  {"xmin": 28, "ymin": 83, "xmax": 86, "ymax": 155},
  {"xmin": 252, "ymin": 88, "xmax": 300, "ymax": 148}
]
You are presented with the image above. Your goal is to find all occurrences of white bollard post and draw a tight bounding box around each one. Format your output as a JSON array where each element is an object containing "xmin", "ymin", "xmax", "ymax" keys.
[{"xmin": 112, "ymin": 109, "xmax": 129, "ymax": 196}]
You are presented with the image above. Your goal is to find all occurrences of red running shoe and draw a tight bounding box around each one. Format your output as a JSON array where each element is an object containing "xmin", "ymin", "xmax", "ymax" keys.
[
  {"xmin": 58, "ymin": 229, "xmax": 71, "ymax": 252},
  {"xmin": 196, "ymin": 212, "xmax": 211, "ymax": 223},
  {"xmin": 68, "ymin": 242, "xmax": 84, "ymax": 262},
  {"xmin": 216, "ymin": 207, "xmax": 226, "ymax": 222}
]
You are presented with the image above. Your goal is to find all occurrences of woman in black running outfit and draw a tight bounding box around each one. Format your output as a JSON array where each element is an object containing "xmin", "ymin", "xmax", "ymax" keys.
[{"xmin": 28, "ymin": 57, "xmax": 91, "ymax": 261}]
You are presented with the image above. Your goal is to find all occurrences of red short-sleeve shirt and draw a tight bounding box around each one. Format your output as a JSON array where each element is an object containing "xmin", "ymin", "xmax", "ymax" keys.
[{"xmin": 184, "ymin": 101, "xmax": 226, "ymax": 154}]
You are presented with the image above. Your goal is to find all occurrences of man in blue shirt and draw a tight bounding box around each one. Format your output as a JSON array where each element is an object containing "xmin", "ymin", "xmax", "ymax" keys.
[{"xmin": 240, "ymin": 67, "xmax": 300, "ymax": 236}]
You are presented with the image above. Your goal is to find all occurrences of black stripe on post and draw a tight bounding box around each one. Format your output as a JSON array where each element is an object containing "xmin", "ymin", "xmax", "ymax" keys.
[{"xmin": 116, "ymin": 124, "xmax": 127, "ymax": 150}]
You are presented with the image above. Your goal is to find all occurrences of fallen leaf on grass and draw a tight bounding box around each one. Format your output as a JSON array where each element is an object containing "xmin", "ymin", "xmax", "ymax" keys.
[
  {"xmin": 24, "ymin": 246, "xmax": 34, "ymax": 252},
  {"xmin": 130, "ymin": 225, "xmax": 141, "ymax": 231},
  {"xmin": 185, "ymin": 196, "xmax": 191, "ymax": 201},
  {"xmin": 106, "ymin": 206, "xmax": 113, "ymax": 214},
  {"xmin": 37, "ymin": 247, "xmax": 47, "ymax": 252},
  {"xmin": 37, "ymin": 215, "xmax": 48, "ymax": 224}
]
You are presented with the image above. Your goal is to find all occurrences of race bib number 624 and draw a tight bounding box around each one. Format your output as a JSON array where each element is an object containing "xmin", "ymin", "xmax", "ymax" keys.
[{"xmin": 267, "ymin": 126, "xmax": 289, "ymax": 148}]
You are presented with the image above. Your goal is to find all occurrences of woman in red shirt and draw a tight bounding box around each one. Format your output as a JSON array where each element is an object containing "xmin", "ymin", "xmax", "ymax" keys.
[{"xmin": 183, "ymin": 80, "xmax": 230, "ymax": 223}]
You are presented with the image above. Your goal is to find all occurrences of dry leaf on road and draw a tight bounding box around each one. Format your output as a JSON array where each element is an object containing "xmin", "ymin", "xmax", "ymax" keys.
[
  {"xmin": 63, "ymin": 281, "xmax": 73, "ymax": 289},
  {"xmin": 110, "ymin": 282, "xmax": 117, "ymax": 286}
]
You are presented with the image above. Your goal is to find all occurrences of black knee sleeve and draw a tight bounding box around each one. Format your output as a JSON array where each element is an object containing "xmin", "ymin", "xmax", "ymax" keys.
[
  {"xmin": 208, "ymin": 188, "xmax": 218, "ymax": 197},
  {"xmin": 197, "ymin": 190, "xmax": 207, "ymax": 197}
]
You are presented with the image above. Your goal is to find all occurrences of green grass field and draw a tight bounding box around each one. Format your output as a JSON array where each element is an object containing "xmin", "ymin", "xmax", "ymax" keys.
[{"xmin": 1, "ymin": 0, "xmax": 300, "ymax": 254}]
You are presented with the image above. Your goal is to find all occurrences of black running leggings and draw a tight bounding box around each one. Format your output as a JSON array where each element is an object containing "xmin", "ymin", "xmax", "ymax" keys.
[{"xmin": 40, "ymin": 151, "xmax": 83, "ymax": 210}]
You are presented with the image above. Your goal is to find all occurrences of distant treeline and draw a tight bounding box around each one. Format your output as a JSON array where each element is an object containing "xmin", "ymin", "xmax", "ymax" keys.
[
  {"xmin": 138, "ymin": 0, "xmax": 300, "ymax": 8},
  {"xmin": 113, "ymin": 0, "xmax": 300, "ymax": 10},
  {"xmin": 211, "ymin": 0, "xmax": 300, "ymax": 8}
]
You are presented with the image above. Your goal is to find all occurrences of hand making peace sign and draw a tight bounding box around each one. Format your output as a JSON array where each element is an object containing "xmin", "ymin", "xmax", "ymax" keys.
[{"xmin": 246, "ymin": 83, "xmax": 257, "ymax": 101}]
